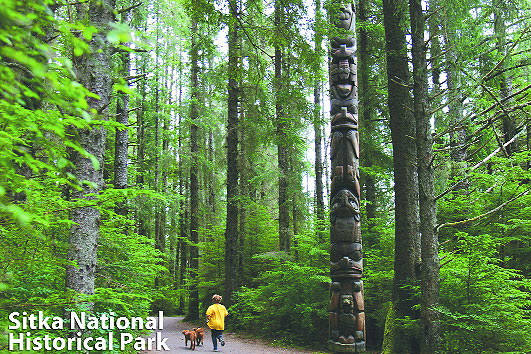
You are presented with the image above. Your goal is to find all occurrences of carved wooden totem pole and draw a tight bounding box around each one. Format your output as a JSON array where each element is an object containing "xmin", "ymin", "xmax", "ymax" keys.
[{"xmin": 328, "ymin": 2, "xmax": 365, "ymax": 353}]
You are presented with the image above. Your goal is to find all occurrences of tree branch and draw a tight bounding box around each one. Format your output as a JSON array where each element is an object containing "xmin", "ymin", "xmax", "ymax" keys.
[
  {"xmin": 124, "ymin": 73, "xmax": 146, "ymax": 81},
  {"xmin": 435, "ymin": 130, "xmax": 523, "ymax": 201},
  {"xmin": 117, "ymin": 2, "xmax": 142, "ymax": 14},
  {"xmin": 436, "ymin": 190, "xmax": 530, "ymax": 232},
  {"xmin": 440, "ymin": 257, "xmax": 456, "ymax": 268},
  {"xmin": 484, "ymin": 60, "xmax": 531, "ymax": 82},
  {"xmin": 226, "ymin": 0, "xmax": 273, "ymax": 60}
]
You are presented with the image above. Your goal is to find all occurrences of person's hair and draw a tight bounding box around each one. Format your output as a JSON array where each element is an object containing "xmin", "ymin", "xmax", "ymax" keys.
[{"xmin": 212, "ymin": 294, "xmax": 222, "ymax": 303}]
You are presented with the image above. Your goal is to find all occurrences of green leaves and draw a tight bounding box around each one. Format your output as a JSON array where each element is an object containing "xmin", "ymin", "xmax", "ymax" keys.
[
  {"xmin": 107, "ymin": 22, "xmax": 132, "ymax": 44},
  {"xmin": 230, "ymin": 261, "xmax": 329, "ymax": 344},
  {"xmin": 113, "ymin": 83, "xmax": 134, "ymax": 95},
  {"xmin": 439, "ymin": 232, "xmax": 531, "ymax": 353},
  {"xmin": 0, "ymin": 204, "xmax": 33, "ymax": 226}
]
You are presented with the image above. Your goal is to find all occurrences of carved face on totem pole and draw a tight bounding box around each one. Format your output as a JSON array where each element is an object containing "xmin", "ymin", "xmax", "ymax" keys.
[
  {"xmin": 338, "ymin": 4, "xmax": 355, "ymax": 32},
  {"xmin": 328, "ymin": 1, "xmax": 365, "ymax": 352}
]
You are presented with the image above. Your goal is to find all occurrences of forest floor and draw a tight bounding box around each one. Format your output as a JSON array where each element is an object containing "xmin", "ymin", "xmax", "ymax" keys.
[{"xmin": 142, "ymin": 316, "xmax": 329, "ymax": 353}]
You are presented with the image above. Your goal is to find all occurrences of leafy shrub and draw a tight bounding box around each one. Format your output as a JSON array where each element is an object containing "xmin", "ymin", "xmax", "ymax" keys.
[
  {"xmin": 230, "ymin": 259, "xmax": 329, "ymax": 345},
  {"xmin": 439, "ymin": 232, "xmax": 531, "ymax": 354}
]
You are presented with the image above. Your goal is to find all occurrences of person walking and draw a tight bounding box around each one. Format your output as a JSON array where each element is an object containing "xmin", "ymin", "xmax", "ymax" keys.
[{"xmin": 206, "ymin": 294, "xmax": 228, "ymax": 352}]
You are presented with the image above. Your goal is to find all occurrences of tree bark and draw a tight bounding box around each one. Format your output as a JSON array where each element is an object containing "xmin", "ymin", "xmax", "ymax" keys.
[
  {"xmin": 153, "ymin": 9, "xmax": 165, "ymax": 287},
  {"xmin": 225, "ymin": 0, "xmax": 240, "ymax": 308},
  {"xmin": 443, "ymin": 10, "xmax": 466, "ymax": 167},
  {"xmin": 358, "ymin": 0, "xmax": 376, "ymax": 227},
  {"xmin": 161, "ymin": 60, "xmax": 174, "ymax": 277},
  {"xmin": 114, "ymin": 79, "xmax": 129, "ymax": 194},
  {"xmin": 172, "ymin": 212, "xmax": 180, "ymax": 291},
  {"xmin": 66, "ymin": 0, "xmax": 115, "ymax": 301},
  {"xmin": 238, "ymin": 107, "xmax": 247, "ymax": 287},
  {"xmin": 205, "ymin": 55, "xmax": 216, "ymax": 235},
  {"xmin": 187, "ymin": 19, "xmax": 200, "ymax": 320},
  {"xmin": 428, "ymin": 0, "xmax": 443, "ymax": 133},
  {"xmin": 314, "ymin": 0, "xmax": 325, "ymax": 242},
  {"xmin": 136, "ymin": 51, "xmax": 146, "ymax": 188},
  {"xmin": 135, "ymin": 48, "xmax": 149, "ymax": 241},
  {"xmin": 177, "ymin": 39, "xmax": 187, "ymax": 314},
  {"xmin": 275, "ymin": 0, "xmax": 290, "ymax": 253},
  {"xmin": 382, "ymin": 0, "xmax": 420, "ymax": 351},
  {"xmin": 292, "ymin": 173, "xmax": 299, "ymax": 262},
  {"xmin": 114, "ymin": 11, "xmax": 130, "ymax": 216},
  {"xmin": 208, "ymin": 128, "xmax": 216, "ymax": 221},
  {"xmin": 494, "ymin": 3, "xmax": 517, "ymax": 155},
  {"xmin": 410, "ymin": 0, "xmax": 440, "ymax": 352}
]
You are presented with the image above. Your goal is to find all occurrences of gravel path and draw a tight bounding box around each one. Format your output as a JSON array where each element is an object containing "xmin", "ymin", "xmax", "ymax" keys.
[{"xmin": 142, "ymin": 316, "xmax": 325, "ymax": 354}]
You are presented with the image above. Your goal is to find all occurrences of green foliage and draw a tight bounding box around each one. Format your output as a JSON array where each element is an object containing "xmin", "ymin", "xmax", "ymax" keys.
[
  {"xmin": 439, "ymin": 232, "xmax": 531, "ymax": 353},
  {"xmin": 230, "ymin": 260, "xmax": 329, "ymax": 345},
  {"xmin": 0, "ymin": 1, "xmax": 166, "ymax": 352},
  {"xmin": 363, "ymin": 220, "xmax": 395, "ymax": 335}
]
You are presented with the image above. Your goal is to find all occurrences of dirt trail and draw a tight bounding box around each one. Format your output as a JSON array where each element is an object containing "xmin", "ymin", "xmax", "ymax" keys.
[{"xmin": 142, "ymin": 316, "xmax": 324, "ymax": 354}]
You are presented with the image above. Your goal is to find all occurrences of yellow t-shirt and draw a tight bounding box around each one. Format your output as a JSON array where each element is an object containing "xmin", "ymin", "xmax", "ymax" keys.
[{"xmin": 206, "ymin": 304, "xmax": 228, "ymax": 330}]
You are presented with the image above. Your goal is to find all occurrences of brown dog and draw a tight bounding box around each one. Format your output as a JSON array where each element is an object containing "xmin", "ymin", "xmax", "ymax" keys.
[
  {"xmin": 193, "ymin": 327, "xmax": 204, "ymax": 346},
  {"xmin": 182, "ymin": 330, "xmax": 197, "ymax": 350}
]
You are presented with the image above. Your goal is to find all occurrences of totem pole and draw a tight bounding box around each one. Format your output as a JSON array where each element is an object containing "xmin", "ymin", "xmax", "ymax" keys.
[{"xmin": 328, "ymin": 2, "xmax": 365, "ymax": 353}]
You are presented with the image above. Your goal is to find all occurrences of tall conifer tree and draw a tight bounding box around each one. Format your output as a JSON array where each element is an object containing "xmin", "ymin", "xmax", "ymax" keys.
[{"xmin": 66, "ymin": 0, "xmax": 116, "ymax": 302}]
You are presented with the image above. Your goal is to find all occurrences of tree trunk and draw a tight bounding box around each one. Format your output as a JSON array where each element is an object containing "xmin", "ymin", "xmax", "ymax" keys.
[
  {"xmin": 114, "ymin": 76, "xmax": 129, "ymax": 193},
  {"xmin": 494, "ymin": 3, "xmax": 517, "ymax": 155},
  {"xmin": 177, "ymin": 39, "xmax": 187, "ymax": 314},
  {"xmin": 358, "ymin": 0, "xmax": 376, "ymax": 228},
  {"xmin": 314, "ymin": 0, "xmax": 325, "ymax": 242},
  {"xmin": 225, "ymin": 0, "xmax": 240, "ymax": 308},
  {"xmin": 114, "ymin": 10, "xmax": 130, "ymax": 216},
  {"xmin": 161, "ymin": 61, "xmax": 174, "ymax": 277},
  {"xmin": 172, "ymin": 210, "xmax": 180, "ymax": 290},
  {"xmin": 66, "ymin": 0, "xmax": 115, "ymax": 301},
  {"xmin": 382, "ymin": 0, "xmax": 420, "ymax": 351},
  {"xmin": 328, "ymin": 2, "xmax": 365, "ymax": 352},
  {"xmin": 292, "ymin": 183, "xmax": 299, "ymax": 262},
  {"xmin": 410, "ymin": 0, "xmax": 440, "ymax": 352},
  {"xmin": 135, "ymin": 50, "xmax": 149, "ymax": 240},
  {"xmin": 428, "ymin": 0, "xmax": 443, "ymax": 133},
  {"xmin": 238, "ymin": 177, "xmax": 246, "ymax": 286},
  {"xmin": 187, "ymin": 19, "xmax": 200, "ymax": 321},
  {"xmin": 275, "ymin": 0, "xmax": 290, "ymax": 253},
  {"xmin": 208, "ymin": 128, "xmax": 216, "ymax": 220},
  {"xmin": 238, "ymin": 109, "xmax": 247, "ymax": 287},
  {"xmin": 205, "ymin": 55, "xmax": 216, "ymax": 235},
  {"xmin": 153, "ymin": 10, "xmax": 165, "ymax": 287},
  {"xmin": 178, "ymin": 181, "xmax": 188, "ymax": 313},
  {"xmin": 443, "ymin": 10, "xmax": 466, "ymax": 168}
]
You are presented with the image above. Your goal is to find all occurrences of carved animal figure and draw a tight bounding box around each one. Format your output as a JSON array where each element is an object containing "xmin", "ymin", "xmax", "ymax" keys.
[
  {"xmin": 193, "ymin": 327, "xmax": 204, "ymax": 346},
  {"xmin": 182, "ymin": 330, "xmax": 197, "ymax": 350}
]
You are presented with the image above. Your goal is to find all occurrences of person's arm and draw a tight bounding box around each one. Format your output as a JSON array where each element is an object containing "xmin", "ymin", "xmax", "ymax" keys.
[{"xmin": 206, "ymin": 306, "xmax": 213, "ymax": 321}]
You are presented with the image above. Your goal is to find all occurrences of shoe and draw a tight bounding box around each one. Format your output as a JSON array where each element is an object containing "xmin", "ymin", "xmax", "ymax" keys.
[
  {"xmin": 220, "ymin": 337, "xmax": 225, "ymax": 346},
  {"xmin": 213, "ymin": 350, "xmax": 218, "ymax": 352}
]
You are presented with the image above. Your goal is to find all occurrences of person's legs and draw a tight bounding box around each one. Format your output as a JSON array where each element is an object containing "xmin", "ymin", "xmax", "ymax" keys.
[
  {"xmin": 218, "ymin": 331, "xmax": 225, "ymax": 346},
  {"xmin": 211, "ymin": 329, "xmax": 219, "ymax": 350}
]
